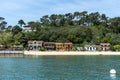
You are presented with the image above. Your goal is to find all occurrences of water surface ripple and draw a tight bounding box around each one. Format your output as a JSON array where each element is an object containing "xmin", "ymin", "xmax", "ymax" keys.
[{"xmin": 0, "ymin": 55, "xmax": 120, "ymax": 80}]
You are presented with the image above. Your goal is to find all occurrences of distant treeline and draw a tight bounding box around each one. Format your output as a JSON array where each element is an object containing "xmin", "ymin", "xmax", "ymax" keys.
[{"xmin": 0, "ymin": 11, "xmax": 120, "ymax": 50}]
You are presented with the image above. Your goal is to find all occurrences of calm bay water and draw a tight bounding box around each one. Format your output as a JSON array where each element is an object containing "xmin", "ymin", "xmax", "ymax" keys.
[{"xmin": 0, "ymin": 56, "xmax": 120, "ymax": 80}]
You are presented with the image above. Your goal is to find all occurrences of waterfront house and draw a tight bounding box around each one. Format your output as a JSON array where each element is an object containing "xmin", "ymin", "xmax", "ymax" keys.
[
  {"xmin": 76, "ymin": 47, "xmax": 84, "ymax": 51},
  {"xmin": 28, "ymin": 40, "xmax": 43, "ymax": 50},
  {"xmin": 44, "ymin": 42, "xmax": 56, "ymax": 51},
  {"xmin": 55, "ymin": 43, "xmax": 72, "ymax": 51},
  {"xmin": 100, "ymin": 43, "xmax": 110, "ymax": 51},
  {"xmin": 84, "ymin": 45, "xmax": 97, "ymax": 51}
]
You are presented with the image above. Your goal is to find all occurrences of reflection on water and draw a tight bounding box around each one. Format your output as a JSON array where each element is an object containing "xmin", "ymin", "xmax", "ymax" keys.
[
  {"xmin": 0, "ymin": 55, "xmax": 120, "ymax": 80},
  {"xmin": 110, "ymin": 74, "xmax": 116, "ymax": 80}
]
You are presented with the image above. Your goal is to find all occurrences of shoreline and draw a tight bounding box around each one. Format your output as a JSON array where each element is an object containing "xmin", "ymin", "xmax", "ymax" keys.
[{"xmin": 24, "ymin": 51, "xmax": 120, "ymax": 56}]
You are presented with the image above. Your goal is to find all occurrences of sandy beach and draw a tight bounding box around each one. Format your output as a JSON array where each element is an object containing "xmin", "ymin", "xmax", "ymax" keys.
[{"xmin": 24, "ymin": 51, "xmax": 120, "ymax": 56}]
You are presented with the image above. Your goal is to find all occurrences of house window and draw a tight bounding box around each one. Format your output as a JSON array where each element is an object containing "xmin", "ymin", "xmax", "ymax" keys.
[{"xmin": 34, "ymin": 42, "xmax": 36, "ymax": 44}]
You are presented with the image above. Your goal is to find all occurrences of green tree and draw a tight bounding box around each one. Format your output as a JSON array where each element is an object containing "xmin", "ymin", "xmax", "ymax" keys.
[
  {"xmin": 28, "ymin": 21, "xmax": 41, "ymax": 31},
  {"xmin": 12, "ymin": 25, "xmax": 22, "ymax": 35},
  {"xmin": 0, "ymin": 21, "xmax": 7, "ymax": 30},
  {"xmin": 0, "ymin": 32, "xmax": 13, "ymax": 48},
  {"xmin": 13, "ymin": 32, "xmax": 23, "ymax": 45},
  {"xmin": 113, "ymin": 45, "xmax": 120, "ymax": 51},
  {"xmin": 49, "ymin": 14, "xmax": 58, "ymax": 26},
  {"xmin": 40, "ymin": 15, "xmax": 49, "ymax": 26},
  {"xmin": 65, "ymin": 13, "xmax": 74, "ymax": 25},
  {"xmin": 110, "ymin": 17, "xmax": 120, "ymax": 33},
  {"xmin": 0, "ymin": 17, "xmax": 7, "ymax": 31},
  {"xmin": 7, "ymin": 25, "xmax": 12, "ymax": 31},
  {"xmin": 18, "ymin": 19, "xmax": 26, "ymax": 27}
]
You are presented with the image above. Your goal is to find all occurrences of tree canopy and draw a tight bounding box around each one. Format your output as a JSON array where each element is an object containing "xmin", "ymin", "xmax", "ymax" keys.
[{"xmin": 0, "ymin": 11, "xmax": 120, "ymax": 50}]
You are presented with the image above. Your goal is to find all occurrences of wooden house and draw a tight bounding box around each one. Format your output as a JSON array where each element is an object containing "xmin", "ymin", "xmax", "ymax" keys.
[
  {"xmin": 28, "ymin": 40, "xmax": 43, "ymax": 50},
  {"xmin": 100, "ymin": 43, "xmax": 110, "ymax": 51},
  {"xmin": 84, "ymin": 45, "xmax": 97, "ymax": 51},
  {"xmin": 55, "ymin": 43, "xmax": 72, "ymax": 51},
  {"xmin": 44, "ymin": 42, "xmax": 56, "ymax": 51}
]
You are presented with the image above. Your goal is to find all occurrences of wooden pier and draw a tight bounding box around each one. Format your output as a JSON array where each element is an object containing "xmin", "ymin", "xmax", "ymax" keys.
[{"xmin": 0, "ymin": 51, "xmax": 24, "ymax": 57}]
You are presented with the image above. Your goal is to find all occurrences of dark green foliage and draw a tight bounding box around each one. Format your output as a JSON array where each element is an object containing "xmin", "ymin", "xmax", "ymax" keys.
[
  {"xmin": 12, "ymin": 25, "xmax": 22, "ymax": 35},
  {"xmin": 0, "ymin": 17, "xmax": 7, "ymax": 31},
  {"xmin": 18, "ymin": 19, "xmax": 26, "ymax": 27},
  {"xmin": 40, "ymin": 47, "xmax": 46, "ymax": 51},
  {"xmin": 0, "ymin": 11, "xmax": 120, "ymax": 50},
  {"xmin": 110, "ymin": 17, "xmax": 120, "ymax": 33}
]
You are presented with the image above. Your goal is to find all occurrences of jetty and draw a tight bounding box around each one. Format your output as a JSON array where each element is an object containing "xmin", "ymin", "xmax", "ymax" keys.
[{"xmin": 0, "ymin": 50, "xmax": 24, "ymax": 57}]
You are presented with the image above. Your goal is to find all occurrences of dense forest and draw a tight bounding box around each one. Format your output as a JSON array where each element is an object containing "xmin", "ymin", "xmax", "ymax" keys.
[{"xmin": 0, "ymin": 11, "xmax": 120, "ymax": 50}]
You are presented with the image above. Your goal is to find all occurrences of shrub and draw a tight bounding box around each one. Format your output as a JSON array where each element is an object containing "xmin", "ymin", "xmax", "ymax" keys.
[
  {"xmin": 113, "ymin": 45, "xmax": 120, "ymax": 51},
  {"xmin": 40, "ymin": 47, "xmax": 46, "ymax": 51}
]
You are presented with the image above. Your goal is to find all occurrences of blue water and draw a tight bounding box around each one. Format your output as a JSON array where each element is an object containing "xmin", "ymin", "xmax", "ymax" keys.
[{"xmin": 0, "ymin": 56, "xmax": 120, "ymax": 80}]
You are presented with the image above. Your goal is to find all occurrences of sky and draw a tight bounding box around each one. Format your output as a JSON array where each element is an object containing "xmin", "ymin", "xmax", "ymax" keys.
[{"xmin": 0, "ymin": 0, "xmax": 120, "ymax": 26}]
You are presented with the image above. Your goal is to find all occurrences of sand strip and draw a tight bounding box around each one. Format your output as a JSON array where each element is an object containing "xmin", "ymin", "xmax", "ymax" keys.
[{"xmin": 24, "ymin": 51, "xmax": 120, "ymax": 56}]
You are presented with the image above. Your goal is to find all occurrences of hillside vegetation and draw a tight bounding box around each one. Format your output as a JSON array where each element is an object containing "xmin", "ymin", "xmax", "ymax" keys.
[{"xmin": 0, "ymin": 11, "xmax": 120, "ymax": 50}]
